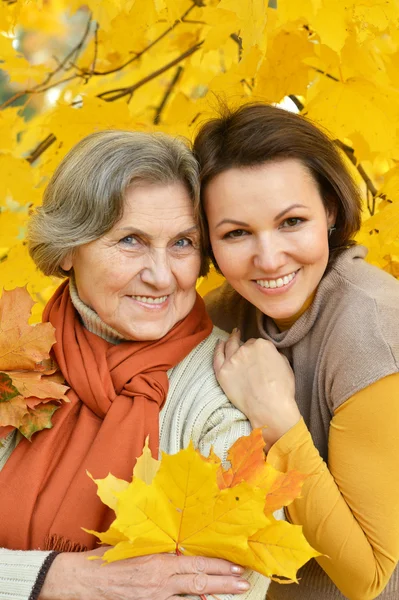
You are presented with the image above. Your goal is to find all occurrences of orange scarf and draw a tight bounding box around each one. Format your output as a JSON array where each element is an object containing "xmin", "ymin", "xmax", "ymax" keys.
[{"xmin": 0, "ymin": 280, "xmax": 212, "ymax": 551}]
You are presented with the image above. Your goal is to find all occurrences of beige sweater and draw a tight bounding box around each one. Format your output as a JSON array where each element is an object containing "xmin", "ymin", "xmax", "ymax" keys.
[
  {"xmin": 206, "ymin": 245, "xmax": 399, "ymax": 600},
  {"xmin": 0, "ymin": 325, "xmax": 271, "ymax": 600}
]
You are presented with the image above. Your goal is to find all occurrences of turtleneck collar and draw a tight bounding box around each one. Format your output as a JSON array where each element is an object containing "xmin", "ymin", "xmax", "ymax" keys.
[
  {"xmin": 68, "ymin": 274, "xmax": 126, "ymax": 345},
  {"xmin": 273, "ymin": 291, "xmax": 316, "ymax": 332}
]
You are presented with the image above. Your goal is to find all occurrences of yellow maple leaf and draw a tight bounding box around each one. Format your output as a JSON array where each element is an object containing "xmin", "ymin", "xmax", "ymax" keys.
[
  {"xmin": 305, "ymin": 77, "xmax": 399, "ymax": 159},
  {"xmin": 87, "ymin": 432, "xmax": 319, "ymax": 580},
  {"xmin": 255, "ymin": 27, "xmax": 316, "ymax": 103},
  {"xmin": 0, "ymin": 154, "xmax": 39, "ymax": 209}
]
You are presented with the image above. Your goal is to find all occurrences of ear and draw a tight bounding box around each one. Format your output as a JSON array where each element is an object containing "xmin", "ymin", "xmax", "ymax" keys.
[
  {"xmin": 326, "ymin": 204, "xmax": 337, "ymax": 228},
  {"xmin": 60, "ymin": 253, "xmax": 73, "ymax": 272}
]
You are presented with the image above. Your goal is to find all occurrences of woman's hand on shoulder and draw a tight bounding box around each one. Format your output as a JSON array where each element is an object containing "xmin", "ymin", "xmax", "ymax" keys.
[
  {"xmin": 39, "ymin": 547, "xmax": 250, "ymax": 600},
  {"xmin": 214, "ymin": 330, "xmax": 301, "ymax": 450}
]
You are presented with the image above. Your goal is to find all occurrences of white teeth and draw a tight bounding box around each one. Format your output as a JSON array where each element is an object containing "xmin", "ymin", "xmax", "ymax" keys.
[
  {"xmin": 256, "ymin": 271, "xmax": 296, "ymax": 289},
  {"xmin": 132, "ymin": 295, "xmax": 168, "ymax": 304}
]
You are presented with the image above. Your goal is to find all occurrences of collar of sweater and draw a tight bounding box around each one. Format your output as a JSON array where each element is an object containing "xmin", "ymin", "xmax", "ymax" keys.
[
  {"xmin": 69, "ymin": 275, "xmax": 126, "ymax": 345},
  {"xmin": 256, "ymin": 244, "xmax": 368, "ymax": 348}
]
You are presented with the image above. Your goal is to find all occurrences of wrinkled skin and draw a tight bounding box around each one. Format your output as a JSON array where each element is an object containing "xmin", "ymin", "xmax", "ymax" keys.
[{"xmin": 39, "ymin": 547, "xmax": 250, "ymax": 600}]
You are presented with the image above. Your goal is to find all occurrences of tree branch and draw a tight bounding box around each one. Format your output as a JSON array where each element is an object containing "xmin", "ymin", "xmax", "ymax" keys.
[
  {"xmin": 288, "ymin": 94, "xmax": 304, "ymax": 111},
  {"xmin": 334, "ymin": 139, "xmax": 378, "ymax": 214},
  {"xmin": 290, "ymin": 95, "xmax": 379, "ymax": 216},
  {"xmin": 97, "ymin": 42, "xmax": 203, "ymax": 102},
  {"xmin": 26, "ymin": 134, "xmax": 57, "ymax": 165},
  {"xmin": 87, "ymin": 2, "xmax": 200, "ymax": 77},
  {"xmin": 153, "ymin": 65, "xmax": 183, "ymax": 124},
  {"xmin": 230, "ymin": 33, "xmax": 243, "ymax": 61}
]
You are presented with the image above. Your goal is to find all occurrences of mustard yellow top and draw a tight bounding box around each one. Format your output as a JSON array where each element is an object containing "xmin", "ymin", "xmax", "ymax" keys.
[{"xmin": 267, "ymin": 302, "xmax": 399, "ymax": 599}]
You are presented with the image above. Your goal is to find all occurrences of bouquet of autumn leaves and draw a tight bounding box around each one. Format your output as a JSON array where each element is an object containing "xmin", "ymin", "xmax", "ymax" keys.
[
  {"xmin": 0, "ymin": 287, "xmax": 69, "ymax": 440},
  {"xmin": 86, "ymin": 432, "xmax": 320, "ymax": 584}
]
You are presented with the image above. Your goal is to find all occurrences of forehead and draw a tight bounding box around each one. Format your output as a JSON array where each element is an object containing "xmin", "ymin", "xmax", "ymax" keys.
[
  {"xmin": 205, "ymin": 159, "xmax": 322, "ymax": 210},
  {"xmin": 116, "ymin": 180, "xmax": 196, "ymax": 229}
]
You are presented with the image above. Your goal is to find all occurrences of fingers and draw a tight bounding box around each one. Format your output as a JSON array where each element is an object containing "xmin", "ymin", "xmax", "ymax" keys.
[
  {"xmin": 173, "ymin": 573, "xmax": 250, "ymax": 596},
  {"xmin": 224, "ymin": 328, "xmax": 241, "ymax": 360},
  {"xmin": 213, "ymin": 339, "xmax": 226, "ymax": 375},
  {"xmin": 173, "ymin": 555, "xmax": 244, "ymax": 576}
]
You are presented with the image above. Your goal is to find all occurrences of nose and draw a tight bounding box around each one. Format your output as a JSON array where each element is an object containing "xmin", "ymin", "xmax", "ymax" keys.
[
  {"xmin": 140, "ymin": 248, "xmax": 174, "ymax": 289},
  {"xmin": 253, "ymin": 233, "xmax": 286, "ymax": 273}
]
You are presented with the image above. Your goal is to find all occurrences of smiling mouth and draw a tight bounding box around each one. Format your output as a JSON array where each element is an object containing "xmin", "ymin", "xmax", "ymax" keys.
[
  {"xmin": 130, "ymin": 295, "xmax": 169, "ymax": 305},
  {"xmin": 255, "ymin": 270, "xmax": 298, "ymax": 289}
]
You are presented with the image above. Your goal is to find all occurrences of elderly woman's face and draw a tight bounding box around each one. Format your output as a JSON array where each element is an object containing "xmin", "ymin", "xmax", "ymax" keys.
[{"xmin": 63, "ymin": 181, "xmax": 201, "ymax": 341}]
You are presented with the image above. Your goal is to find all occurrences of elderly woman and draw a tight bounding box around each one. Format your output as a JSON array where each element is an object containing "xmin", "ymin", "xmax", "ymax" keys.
[
  {"xmin": 0, "ymin": 131, "xmax": 268, "ymax": 600},
  {"xmin": 193, "ymin": 103, "xmax": 399, "ymax": 600}
]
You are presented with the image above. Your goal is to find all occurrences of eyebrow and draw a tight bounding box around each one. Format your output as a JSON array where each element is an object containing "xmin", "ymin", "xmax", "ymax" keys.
[
  {"xmin": 116, "ymin": 225, "xmax": 199, "ymax": 239},
  {"xmin": 215, "ymin": 219, "xmax": 250, "ymax": 229},
  {"xmin": 274, "ymin": 204, "xmax": 308, "ymax": 221}
]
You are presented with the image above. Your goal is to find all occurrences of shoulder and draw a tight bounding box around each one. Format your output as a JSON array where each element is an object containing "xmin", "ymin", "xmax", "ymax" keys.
[
  {"xmin": 327, "ymin": 246, "xmax": 399, "ymax": 350},
  {"xmin": 167, "ymin": 326, "xmax": 228, "ymax": 394},
  {"xmin": 162, "ymin": 327, "xmax": 250, "ymax": 456},
  {"xmin": 316, "ymin": 247, "xmax": 399, "ymax": 406}
]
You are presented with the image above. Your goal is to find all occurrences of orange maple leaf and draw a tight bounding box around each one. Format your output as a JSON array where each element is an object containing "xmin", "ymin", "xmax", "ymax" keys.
[
  {"xmin": 0, "ymin": 287, "xmax": 69, "ymax": 440},
  {"xmin": 217, "ymin": 428, "xmax": 308, "ymax": 515},
  {"xmin": 0, "ymin": 287, "xmax": 55, "ymax": 371}
]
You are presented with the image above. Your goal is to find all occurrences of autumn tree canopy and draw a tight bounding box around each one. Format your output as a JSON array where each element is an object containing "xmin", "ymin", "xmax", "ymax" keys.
[{"xmin": 0, "ymin": 0, "xmax": 398, "ymax": 315}]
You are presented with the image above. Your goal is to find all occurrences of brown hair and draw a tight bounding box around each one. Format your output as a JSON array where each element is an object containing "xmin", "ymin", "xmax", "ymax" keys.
[{"xmin": 193, "ymin": 103, "xmax": 362, "ymax": 269}]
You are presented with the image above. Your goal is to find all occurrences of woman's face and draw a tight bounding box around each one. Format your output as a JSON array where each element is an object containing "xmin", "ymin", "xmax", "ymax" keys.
[
  {"xmin": 62, "ymin": 181, "xmax": 201, "ymax": 341},
  {"xmin": 204, "ymin": 159, "xmax": 336, "ymax": 320}
]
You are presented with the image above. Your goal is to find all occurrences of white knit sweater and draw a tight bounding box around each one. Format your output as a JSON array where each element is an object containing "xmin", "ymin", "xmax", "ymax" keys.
[{"xmin": 0, "ymin": 327, "xmax": 271, "ymax": 600}]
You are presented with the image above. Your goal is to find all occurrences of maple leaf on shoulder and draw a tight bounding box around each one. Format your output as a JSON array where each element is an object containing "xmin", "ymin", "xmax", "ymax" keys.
[{"xmin": 0, "ymin": 287, "xmax": 69, "ymax": 441}]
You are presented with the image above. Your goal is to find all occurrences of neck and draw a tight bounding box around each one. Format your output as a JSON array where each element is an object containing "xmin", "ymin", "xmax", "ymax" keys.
[
  {"xmin": 273, "ymin": 291, "xmax": 316, "ymax": 331},
  {"xmin": 69, "ymin": 275, "xmax": 126, "ymax": 344}
]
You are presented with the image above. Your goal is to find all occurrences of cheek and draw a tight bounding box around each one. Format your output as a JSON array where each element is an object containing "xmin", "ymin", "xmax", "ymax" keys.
[
  {"xmin": 175, "ymin": 254, "xmax": 201, "ymax": 290},
  {"xmin": 296, "ymin": 228, "xmax": 329, "ymax": 266},
  {"xmin": 211, "ymin": 241, "xmax": 248, "ymax": 278}
]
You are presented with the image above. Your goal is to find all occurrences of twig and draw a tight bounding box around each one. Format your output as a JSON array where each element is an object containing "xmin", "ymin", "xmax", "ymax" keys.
[
  {"xmin": 334, "ymin": 139, "xmax": 378, "ymax": 214},
  {"xmin": 230, "ymin": 33, "xmax": 243, "ymax": 61},
  {"xmin": 88, "ymin": 2, "xmax": 200, "ymax": 77},
  {"xmin": 311, "ymin": 67, "xmax": 340, "ymax": 82},
  {"xmin": 290, "ymin": 96, "xmax": 379, "ymax": 216},
  {"xmin": 34, "ymin": 12, "xmax": 93, "ymax": 89},
  {"xmin": 26, "ymin": 134, "xmax": 57, "ymax": 164},
  {"xmin": 0, "ymin": 14, "xmax": 93, "ymax": 110},
  {"xmin": 153, "ymin": 66, "xmax": 183, "ymax": 124},
  {"xmin": 288, "ymin": 94, "xmax": 304, "ymax": 111},
  {"xmin": 97, "ymin": 42, "xmax": 203, "ymax": 102},
  {"xmin": 90, "ymin": 23, "xmax": 99, "ymax": 73}
]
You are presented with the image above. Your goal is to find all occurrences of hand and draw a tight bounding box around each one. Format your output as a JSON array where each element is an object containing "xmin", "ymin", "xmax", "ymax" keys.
[
  {"xmin": 214, "ymin": 330, "xmax": 301, "ymax": 450},
  {"xmin": 39, "ymin": 547, "xmax": 250, "ymax": 600}
]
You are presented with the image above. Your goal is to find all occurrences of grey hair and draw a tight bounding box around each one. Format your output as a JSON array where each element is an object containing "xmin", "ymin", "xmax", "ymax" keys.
[{"xmin": 28, "ymin": 129, "xmax": 209, "ymax": 277}]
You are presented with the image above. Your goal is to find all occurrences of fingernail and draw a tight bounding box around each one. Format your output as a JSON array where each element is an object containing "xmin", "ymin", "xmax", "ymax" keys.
[
  {"xmin": 231, "ymin": 565, "xmax": 244, "ymax": 574},
  {"xmin": 235, "ymin": 580, "xmax": 250, "ymax": 591},
  {"xmin": 232, "ymin": 327, "xmax": 238, "ymax": 334}
]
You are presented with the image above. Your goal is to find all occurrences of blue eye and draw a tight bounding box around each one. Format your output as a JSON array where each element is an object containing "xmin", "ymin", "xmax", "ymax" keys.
[
  {"xmin": 174, "ymin": 238, "xmax": 192, "ymax": 248},
  {"xmin": 120, "ymin": 235, "xmax": 139, "ymax": 246}
]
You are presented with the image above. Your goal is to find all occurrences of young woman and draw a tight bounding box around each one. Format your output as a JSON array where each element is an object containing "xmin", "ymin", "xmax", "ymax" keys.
[{"xmin": 193, "ymin": 103, "xmax": 399, "ymax": 600}]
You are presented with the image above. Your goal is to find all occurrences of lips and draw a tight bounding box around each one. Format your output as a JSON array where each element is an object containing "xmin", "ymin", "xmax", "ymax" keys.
[
  {"xmin": 255, "ymin": 270, "xmax": 298, "ymax": 289},
  {"xmin": 130, "ymin": 295, "xmax": 168, "ymax": 304}
]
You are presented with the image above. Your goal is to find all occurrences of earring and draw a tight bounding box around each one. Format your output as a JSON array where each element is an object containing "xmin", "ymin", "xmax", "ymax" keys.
[{"xmin": 328, "ymin": 225, "xmax": 336, "ymax": 237}]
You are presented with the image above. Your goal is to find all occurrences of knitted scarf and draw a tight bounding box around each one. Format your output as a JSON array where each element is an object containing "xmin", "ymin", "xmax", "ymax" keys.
[{"xmin": 0, "ymin": 280, "xmax": 212, "ymax": 551}]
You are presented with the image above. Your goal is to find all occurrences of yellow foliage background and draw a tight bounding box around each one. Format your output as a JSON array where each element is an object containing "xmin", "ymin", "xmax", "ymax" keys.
[{"xmin": 0, "ymin": 0, "xmax": 398, "ymax": 317}]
